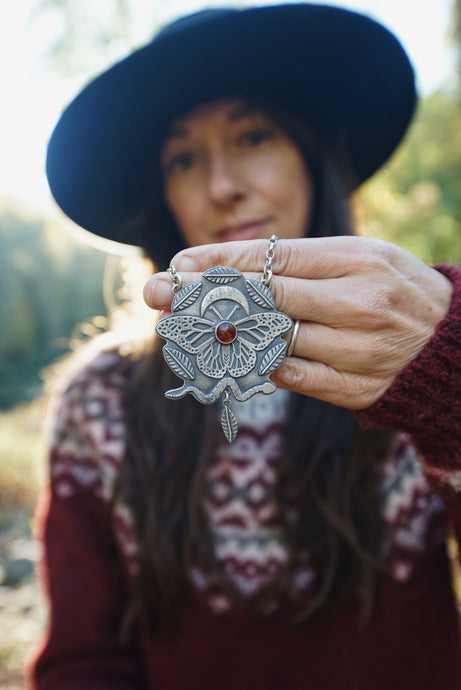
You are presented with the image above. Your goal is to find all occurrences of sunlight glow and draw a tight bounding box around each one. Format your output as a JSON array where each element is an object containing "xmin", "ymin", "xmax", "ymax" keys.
[{"xmin": 0, "ymin": 0, "xmax": 455, "ymax": 211}]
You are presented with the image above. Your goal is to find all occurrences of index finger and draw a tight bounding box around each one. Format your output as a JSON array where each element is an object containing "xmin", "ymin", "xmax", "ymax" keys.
[{"xmin": 172, "ymin": 235, "xmax": 383, "ymax": 279}]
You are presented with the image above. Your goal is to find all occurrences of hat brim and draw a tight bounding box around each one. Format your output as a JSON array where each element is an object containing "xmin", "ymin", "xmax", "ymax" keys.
[{"xmin": 46, "ymin": 4, "xmax": 416, "ymax": 246}]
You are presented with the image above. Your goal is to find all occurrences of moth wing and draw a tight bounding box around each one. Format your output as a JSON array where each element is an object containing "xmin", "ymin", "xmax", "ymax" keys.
[
  {"xmin": 196, "ymin": 341, "xmax": 227, "ymax": 379},
  {"xmin": 236, "ymin": 313, "xmax": 292, "ymax": 351},
  {"xmin": 156, "ymin": 315, "xmax": 214, "ymax": 354},
  {"xmin": 228, "ymin": 340, "xmax": 257, "ymax": 378}
]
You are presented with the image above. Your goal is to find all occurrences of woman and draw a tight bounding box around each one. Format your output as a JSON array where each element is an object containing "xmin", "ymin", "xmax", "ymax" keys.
[{"xmin": 33, "ymin": 4, "xmax": 461, "ymax": 689}]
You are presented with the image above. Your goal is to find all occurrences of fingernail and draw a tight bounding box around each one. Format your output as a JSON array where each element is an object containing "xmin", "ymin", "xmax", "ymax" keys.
[
  {"xmin": 144, "ymin": 273, "xmax": 172, "ymax": 308},
  {"xmin": 173, "ymin": 252, "xmax": 198, "ymax": 271}
]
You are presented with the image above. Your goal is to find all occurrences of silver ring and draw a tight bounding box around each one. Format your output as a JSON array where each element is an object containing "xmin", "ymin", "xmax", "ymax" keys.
[{"xmin": 286, "ymin": 319, "xmax": 300, "ymax": 357}]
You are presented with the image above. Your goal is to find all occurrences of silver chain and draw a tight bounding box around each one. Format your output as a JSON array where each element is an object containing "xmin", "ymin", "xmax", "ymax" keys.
[
  {"xmin": 261, "ymin": 234, "xmax": 278, "ymax": 287},
  {"xmin": 168, "ymin": 235, "xmax": 278, "ymax": 293},
  {"xmin": 167, "ymin": 264, "xmax": 182, "ymax": 294}
]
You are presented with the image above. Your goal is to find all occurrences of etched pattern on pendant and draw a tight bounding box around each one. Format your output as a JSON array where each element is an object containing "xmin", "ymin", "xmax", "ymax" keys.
[{"xmin": 156, "ymin": 266, "xmax": 292, "ymax": 441}]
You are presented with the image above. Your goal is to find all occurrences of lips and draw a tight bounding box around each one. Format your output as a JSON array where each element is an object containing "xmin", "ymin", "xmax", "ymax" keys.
[{"xmin": 215, "ymin": 219, "xmax": 269, "ymax": 243}]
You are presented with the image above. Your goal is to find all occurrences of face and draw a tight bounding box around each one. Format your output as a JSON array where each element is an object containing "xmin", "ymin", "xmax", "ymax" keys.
[{"xmin": 160, "ymin": 99, "xmax": 313, "ymax": 246}]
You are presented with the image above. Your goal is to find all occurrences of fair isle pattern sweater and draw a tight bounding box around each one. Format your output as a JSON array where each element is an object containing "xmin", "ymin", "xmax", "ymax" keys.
[{"xmin": 32, "ymin": 266, "xmax": 461, "ymax": 690}]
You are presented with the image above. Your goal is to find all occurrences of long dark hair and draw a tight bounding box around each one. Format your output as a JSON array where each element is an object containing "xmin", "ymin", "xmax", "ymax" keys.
[{"xmin": 120, "ymin": 99, "xmax": 393, "ymax": 637}]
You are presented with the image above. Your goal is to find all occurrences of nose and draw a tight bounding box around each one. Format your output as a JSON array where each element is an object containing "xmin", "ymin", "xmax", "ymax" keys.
[{"xmin": 206, "ymin": 152, "xmax": 245, "ymax": 206}]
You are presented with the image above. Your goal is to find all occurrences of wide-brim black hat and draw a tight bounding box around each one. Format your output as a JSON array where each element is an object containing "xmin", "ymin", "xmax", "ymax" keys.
[{"xmin": 46, "ymin": 3, "xmax": 416, "ymax": 247}]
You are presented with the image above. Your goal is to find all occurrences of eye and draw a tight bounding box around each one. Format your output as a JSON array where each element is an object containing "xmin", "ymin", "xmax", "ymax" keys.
[
  {"xmin": 163, "ymin": 151, "xmax": 195, "ymax": 174},
  {"xmin": 239, "ymin": 127, "xmax": 274, "ymax": 147}
]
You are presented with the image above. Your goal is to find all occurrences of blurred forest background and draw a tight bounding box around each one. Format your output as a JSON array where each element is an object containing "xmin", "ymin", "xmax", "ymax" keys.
[{"xmin": 1, "ymin": 0, "xmax": 461, "ymax": 687}]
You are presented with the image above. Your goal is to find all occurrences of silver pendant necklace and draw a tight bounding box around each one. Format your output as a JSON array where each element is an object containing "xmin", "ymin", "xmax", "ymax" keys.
[{"xmin": 156, "ymin": 235, "xmax": 292, "ymax": 442}]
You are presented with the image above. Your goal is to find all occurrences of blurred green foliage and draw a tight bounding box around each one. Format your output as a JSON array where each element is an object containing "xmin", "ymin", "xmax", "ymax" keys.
[
  {"xmin": 358, "ymin": 90, "xmax": 461, "ymax": 265},
  {"xmin": 0, "ymin": 206, "xmax": 110, "ymax": 408},
  {"xmin": 0, "ymin": 88, "xmax": 460, "ymax": 410}
]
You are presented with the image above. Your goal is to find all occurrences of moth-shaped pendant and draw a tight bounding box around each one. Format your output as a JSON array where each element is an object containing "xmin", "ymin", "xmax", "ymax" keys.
[{"xmin": 156, "ymin": 267, "xmax": 292, "ymax": 442}]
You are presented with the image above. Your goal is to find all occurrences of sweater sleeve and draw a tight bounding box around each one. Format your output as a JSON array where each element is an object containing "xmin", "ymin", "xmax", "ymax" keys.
[
  {"xmin": 29, "ymin": 353, "xmax": 146, "ymax": 690},
  {"xmin": 357, "ymin": 265, "xmax": 461, "ymax": 535}
]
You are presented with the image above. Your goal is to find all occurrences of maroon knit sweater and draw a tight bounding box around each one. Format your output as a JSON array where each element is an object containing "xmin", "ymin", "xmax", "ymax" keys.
[{"xmin": 30, "ymin": 266, "xmax": 461, "ymax": 690}]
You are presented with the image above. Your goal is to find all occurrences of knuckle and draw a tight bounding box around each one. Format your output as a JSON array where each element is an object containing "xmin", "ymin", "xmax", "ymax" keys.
[
  {"xmin": 345, "ymin": 238, "xmax": 395, "ymax": 275},
  {"xmin": 273, "ymin": 358, "xmax": 311, "ymax": 391},
  {"xmin": 338, "ymin": 337, "xmax": 370, "ymax": 366},
  {"xmin": 348, "ymin": 377, "xmax": 373, "ymax": 406},
  {"xmin": 362, "ymin": 238, "xmax": 393, "ymax": 265},
  {"xmin": 338, "ymin": 374, "xmax": 378, "ymax": 409},
  {"xmin": 348, "ymin": 286, "xmax": 398, "ymax": 327},
  {"xmin": 367, "ymin": 238, "xmax": 393, "ymax": 262},
  {"xmin": 347, "ymin": 373, "xmax": 391, "ymax": 409}
]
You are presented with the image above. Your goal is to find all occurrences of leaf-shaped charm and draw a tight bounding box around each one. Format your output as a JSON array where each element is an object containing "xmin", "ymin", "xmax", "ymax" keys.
[
  {"xmin": 258, "ymin": 341, "xmax": 287, "ymax": 375},
  {"xmin": 172, "ymin": 282, "xmax": 202, "ymax": 311},
  {"xmin": 203, "ymin": 266, "xmax": 241, "ymax": 284},
  {"xmin": 220, "ymin": 402, "xmax": 238, "ymax": 443},
  {"xmin": 245, "ymin": 280, "xmax": 275, "ymax": 309},
  {"xmin": 164, "ymin": 347, "xmax": 196, "ymax": 380}
]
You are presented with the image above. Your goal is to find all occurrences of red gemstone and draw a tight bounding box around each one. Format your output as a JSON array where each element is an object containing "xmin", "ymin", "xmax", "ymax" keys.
[{"xmin": 215, "ymin": 321, "xmax": 237, "ymax": 344}]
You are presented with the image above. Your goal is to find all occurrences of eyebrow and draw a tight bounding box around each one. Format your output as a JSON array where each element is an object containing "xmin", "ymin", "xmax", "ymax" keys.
[{"xmin": 164, "ymin": 102, "xmax": 261, "ymax": 140}]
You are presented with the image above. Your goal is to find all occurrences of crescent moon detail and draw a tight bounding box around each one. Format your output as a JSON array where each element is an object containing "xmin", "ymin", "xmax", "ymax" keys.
[{"xmin": 200, "ymin": 286, "xmax": 250, "ymax": 317}]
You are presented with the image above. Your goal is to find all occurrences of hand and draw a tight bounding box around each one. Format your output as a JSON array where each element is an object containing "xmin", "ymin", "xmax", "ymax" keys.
[{"xmin": 143, "ymin": 236, "xmax": 453, "ymax": 409}]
